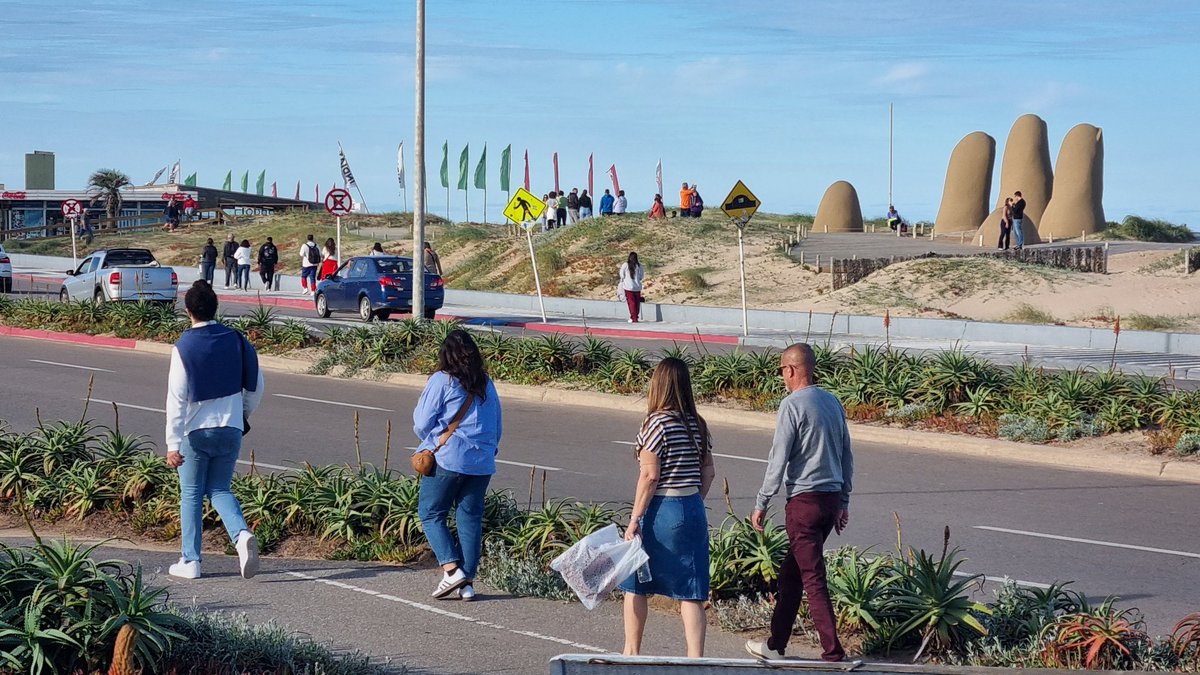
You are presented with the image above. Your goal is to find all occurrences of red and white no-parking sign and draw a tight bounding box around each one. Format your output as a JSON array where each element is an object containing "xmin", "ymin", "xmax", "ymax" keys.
[
  {"xmin": 61, "ymin": 199, "xmax": 83, "ymax": 217},
  {"xmin": 324, "ymin": 188, "xmax": 353, "ymax": 216}
]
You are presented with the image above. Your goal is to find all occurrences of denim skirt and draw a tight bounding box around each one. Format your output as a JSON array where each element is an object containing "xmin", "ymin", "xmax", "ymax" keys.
[{"xmin": 618, "ymin": 493, "xmax": 709, "ymax": 601}]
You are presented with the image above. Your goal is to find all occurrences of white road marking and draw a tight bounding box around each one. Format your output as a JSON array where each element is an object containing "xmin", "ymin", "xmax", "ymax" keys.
[
  {"xmin": 611, "ymin": 441, "xmax": 636, "ymax": 445},
  {"xmin": 236, "ymin": 459, "xmax": 297, "ymax": 473},
  {"xmin": 711, "ymin": 452, "xmax": 768, "ymax": 464},
  {"xmin": 84, "ymin": 398, "xmax": 165, "ymax": 413},
  {"xmin": 953, "ymin": 571, "xmax": 1052, "ymax": 590},
  {"xmin": 31, "ymin": 359, "xmax": 115, "ymax": 373},
  {"xmin": 496, "ymin": 459, "xmax": 562, "ymax": 472},
  {"xmin": 282, "ymin": 571, "xmax": 608, "ymax": 653},
  {"xmin": 975, "ymin": 526, "xmax": 1200, "ymax": 559},
  {"xmin": 273, "ymin": 393, "xmax": 393, "ymax": 412}
]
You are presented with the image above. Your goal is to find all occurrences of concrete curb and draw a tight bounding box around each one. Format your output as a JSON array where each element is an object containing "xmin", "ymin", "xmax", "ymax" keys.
[{"xmin": 4, "ymin": 326, "xmax": 1197, "ymax": 485}]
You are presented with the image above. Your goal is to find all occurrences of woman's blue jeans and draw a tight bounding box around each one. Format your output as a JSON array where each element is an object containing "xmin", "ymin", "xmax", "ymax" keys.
[
  {"xmin": 418, "ymin": 466, "xmax": 491, "ymax": 580},
  {"xmin": 178, "ymin": 426, "xmax": 249, "ymax": 562}
]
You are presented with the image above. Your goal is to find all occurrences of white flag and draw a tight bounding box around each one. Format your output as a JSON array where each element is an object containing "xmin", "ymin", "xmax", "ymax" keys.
[
  {"xmin": 338, "ymin": 143, "xmax": 358, "ymax": 188},
  {"xmin": 397, "ymin": 142, "xmax": 405, "ymax": 190},
  {"xmin": 168, "ymin": 160, "xmax": 181, "ymax": 184},
  {"xmin": 655, "ymin": 159, "xmax": 663, "ymax": 197},
  {"xmin": 145, "ymin": 166, "xmax": 166, "ymax": 186}
]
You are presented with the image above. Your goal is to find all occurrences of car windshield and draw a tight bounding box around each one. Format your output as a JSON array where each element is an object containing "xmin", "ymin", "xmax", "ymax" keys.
[
  {"xmin": 374, "ymin": 259, "xmax": 412, "ymax": 274},
  {"xmin": 104, "ymin": 250, "xmax": 156, "ymax": 266}
]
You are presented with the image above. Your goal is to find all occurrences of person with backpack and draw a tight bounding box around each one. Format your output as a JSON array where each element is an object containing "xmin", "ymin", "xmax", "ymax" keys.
[
  {"xmin": 200, "ymin": 238, "xmax": 218, "ymax": 286},
  {"xmin": 257, "ymin": 237, "xmax": 279, "ymax": 290},
  {"xmin": 300, "ymin": 234, "xmax": 320, "ymax": 294},
  {"xmin": 222, "ymin": 233, "xmax": 239, "ymax": 289},
  {"xmin": 688, "ymin": 185, "xmax": 704, "ymax": 218}
]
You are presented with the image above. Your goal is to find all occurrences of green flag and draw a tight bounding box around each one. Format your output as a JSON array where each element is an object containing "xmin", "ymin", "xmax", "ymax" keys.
[
  {"xmin": 440, "ymin": 142, "xmax": 449, "ymax": 188},
  {"xmin": 499, "ymin": 145, "xmax": 511, "ymax": 192},
  {"xmin": 184, "ymin": 173, "xmax": 197, "ymax": 187},
  {"xmin": 474, "ymin": 144, "xmax": 487, "ymax": 190},
  {"xmin": 240, "ymin": 171, "xmax": 249, "ymax": 192},
  {"xmin": 256, "ymin": 170, "xmax": 266, "ymax": 196},
  {"xmin": 222, "ymin": 171, "xmax": 232, "ymax": 191},
  {"xmin": 457, "ymin": 144, "xmax": 469, "ymax": 191}
]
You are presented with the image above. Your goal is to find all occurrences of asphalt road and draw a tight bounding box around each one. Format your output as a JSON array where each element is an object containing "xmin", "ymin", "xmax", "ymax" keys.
[{"xmin": 2, "ymin": 336, "xmax": 1198, "ymax": 636}]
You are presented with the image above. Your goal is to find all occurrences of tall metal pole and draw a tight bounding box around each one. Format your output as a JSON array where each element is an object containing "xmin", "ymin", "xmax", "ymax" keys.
[
  {"xmin": 412, "ymin": 0, "xmax": 427, "ymax": 320},
  {"xmin": 888, "ymin": 102, "xmax": 894, "ymax": 207}
]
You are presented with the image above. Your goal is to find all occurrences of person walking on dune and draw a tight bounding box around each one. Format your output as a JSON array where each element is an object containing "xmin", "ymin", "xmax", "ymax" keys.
[{"xmin": 745, "ymin": 343, "xmax": 852, "ymax": 663}]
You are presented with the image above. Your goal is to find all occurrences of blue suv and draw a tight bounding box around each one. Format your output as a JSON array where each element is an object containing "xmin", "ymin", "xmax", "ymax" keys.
[{"xmin": 314, "ymin": 256, "xmax": 445, "ymax": 321}]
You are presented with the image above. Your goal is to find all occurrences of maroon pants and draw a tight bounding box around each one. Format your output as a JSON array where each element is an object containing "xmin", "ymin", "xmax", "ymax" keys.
[
  {"xmin": 767, "ymin": 491, "xmax": 845, "ymax": 662},
  {"xmin": 624, "ymin": 289, "xmax": 641, "ymax": 322}
]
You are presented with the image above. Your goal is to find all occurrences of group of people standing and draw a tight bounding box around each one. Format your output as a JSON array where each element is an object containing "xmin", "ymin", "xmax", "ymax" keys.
[
  {"xmin": 199, "ymin": 234, "xmax": 280, "ymax": 291},
  {"xmin": 677, "ymin": 182, "xmax": 704, "ymax": 218},
  {"xmin": 997, "ymin": 190, "xmax": 1027, "ymax": 251},
  {"xmin": 542, "ymin": 187, "xmax": 634, "ymax": 229}
]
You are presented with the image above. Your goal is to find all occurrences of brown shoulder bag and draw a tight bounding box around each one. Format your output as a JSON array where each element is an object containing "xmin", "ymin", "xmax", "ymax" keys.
[{"xmin": 410, "ymin": 394, "xmax": 475, "ymax": 477}]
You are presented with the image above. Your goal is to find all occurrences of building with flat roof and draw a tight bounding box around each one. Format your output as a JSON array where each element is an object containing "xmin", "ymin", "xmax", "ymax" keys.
[{"xmin": 0, "ymin": 182, "xmax": 320, "ymax": 240}]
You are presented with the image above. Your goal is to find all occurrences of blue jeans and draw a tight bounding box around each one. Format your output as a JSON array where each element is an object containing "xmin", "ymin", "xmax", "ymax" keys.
[
  {"xmin": 177, "ymin": 426, "xmax": 249, "ymax": 562},
  {"xmin": 1013, "ymin": 218, "xmax": 1025, "ymax": 248},
  {"xmin": 200, "ymin": 262, "xmax": 215, "ymax": 285},
  {"xmin": 301, "ymin": 265, "xmax": 317, "ymax": 290},
  {"xmin": 418, "ymin": 466, "xmax": 491, "ymax": 580},
  {"xmin": 238, "ymin": 264, "xmax": 251, "ymax": 289}
]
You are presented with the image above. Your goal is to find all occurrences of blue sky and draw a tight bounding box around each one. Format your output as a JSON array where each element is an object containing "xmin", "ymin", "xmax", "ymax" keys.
[{"xmin": 2, "ymin": 0, "xmax": 1198, "ymax": 225}]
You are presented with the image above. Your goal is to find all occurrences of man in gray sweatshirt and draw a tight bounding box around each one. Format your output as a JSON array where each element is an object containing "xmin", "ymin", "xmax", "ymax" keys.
[{"xmin": 745, "ymin": 343, "xmax": 852, "ymax": 662}]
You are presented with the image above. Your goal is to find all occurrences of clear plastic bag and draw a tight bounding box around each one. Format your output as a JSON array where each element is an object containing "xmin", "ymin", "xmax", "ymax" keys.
[{"xmin": 550, "ymin": 524, "xmax": 649, "ymax": 610}]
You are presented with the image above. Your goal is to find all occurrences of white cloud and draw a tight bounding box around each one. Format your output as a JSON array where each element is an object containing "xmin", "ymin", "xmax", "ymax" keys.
[
  {"xmin": 1020, "ymin": 80, "xmax": 1087, "ymax": 111},
  {"xmin": 671, "ymin": 57, "xmax": 751, "ymax": 97},
  {"xmin": 873, "ymin": 62, "xmax": 931, "ymax": 87}
]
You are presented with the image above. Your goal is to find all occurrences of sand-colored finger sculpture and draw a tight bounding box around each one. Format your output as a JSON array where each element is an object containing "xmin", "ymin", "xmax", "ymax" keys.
[
  {"xmin": 934, "ymin": 131, "xmax": 996, "ymax": 233},
  {"xmin": 813, "ymin": 180, "xmax": 864, "ymax": 233},
  {"xmin": 977, "ymin": 114, "xmax": 1052, "ymax": 245},
  {"xmin": 1040, "ymin": 124, "xmax": 1105, "ymax": 239}
]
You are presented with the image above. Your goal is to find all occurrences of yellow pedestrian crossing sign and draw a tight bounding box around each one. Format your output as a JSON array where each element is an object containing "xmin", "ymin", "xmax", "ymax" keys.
[
  {"xmin": 721, "ymin": 180, "xmax": 760, "ymax": 222},
  {"xmin": 504, "ymin": 187, "xmax": 546, "ymax": 225}
]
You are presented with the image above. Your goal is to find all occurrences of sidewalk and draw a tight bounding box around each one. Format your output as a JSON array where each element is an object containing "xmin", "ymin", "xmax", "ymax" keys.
[
  {"xmin": 0, "ymin": 536, "xmax": 782, "ymax": 674},
  {"xmin": 12, "ymin": 263, "xmax": 1200, "ymax": 379}
]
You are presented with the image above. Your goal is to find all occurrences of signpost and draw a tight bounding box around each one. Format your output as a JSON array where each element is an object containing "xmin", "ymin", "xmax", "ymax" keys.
[
  {"xmin": 324, "ymin": 188, "xmax": 354, "ymax": 271},
  {"xmin": 62, "ymin": 199, "xmax": 83, "ymax": 268},
  {"xmin": 503, "ymin": 187, "xmax": 548, "ymax": 322},
  {"xmin": 720, "ymin": 180, "xmax": 761, "ymax": 336}
]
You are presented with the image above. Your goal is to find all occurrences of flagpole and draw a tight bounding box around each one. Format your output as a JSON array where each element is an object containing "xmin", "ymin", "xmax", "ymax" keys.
[
  {"xmin": 484, "ymin": 184, "xmax": 487, "ymax": 224},
  {"xmin": 888, "ymin": 102, "xmax": 894, "ymax": 208},
  {"xmin": 412, "ymin": 0, "xmax": 427, "ymax": 320},
  {"xmin": 465, "ymin": 184, "xmax": 469, "ymax": 224}
]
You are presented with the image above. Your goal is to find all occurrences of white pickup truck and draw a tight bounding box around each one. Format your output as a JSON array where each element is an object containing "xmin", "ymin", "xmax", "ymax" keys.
[{"xmin": 59, "ymin": 248, "xmax": 178, "ymax": 304}]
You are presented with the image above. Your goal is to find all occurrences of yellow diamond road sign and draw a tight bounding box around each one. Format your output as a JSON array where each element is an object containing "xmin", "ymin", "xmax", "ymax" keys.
[
  {"xmin": 504, "ymin": 187, "xmax": 546, "ymax": 225},
  {"xmin": 721, "ymin": 180, "xmax": 760, "ymax": 221}
]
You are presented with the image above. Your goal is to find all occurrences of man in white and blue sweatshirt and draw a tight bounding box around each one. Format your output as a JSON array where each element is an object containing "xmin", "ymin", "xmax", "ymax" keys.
[
  {"xmin": 746, "ymin": 343, "xmax": 853, "ymax": 663},
  {"xmin": 165, "ymin": 280, "xmax": 265, "ymax": 580}
]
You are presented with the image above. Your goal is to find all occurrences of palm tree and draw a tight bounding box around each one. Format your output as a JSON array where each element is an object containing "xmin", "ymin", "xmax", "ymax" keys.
[{"xmin": 86, "ymin": 169, "xmax": 131, "ymax": 223}]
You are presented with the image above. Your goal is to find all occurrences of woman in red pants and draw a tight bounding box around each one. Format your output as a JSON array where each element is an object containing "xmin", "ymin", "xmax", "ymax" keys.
[{"xmin": 618, "ymin": 252, "xmax": 645, "ymax": 323}]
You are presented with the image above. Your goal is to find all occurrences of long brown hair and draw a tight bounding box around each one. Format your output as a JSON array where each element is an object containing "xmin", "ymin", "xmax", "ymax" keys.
[
  {"xmin": 436, "ymin": 329, "xmax": 489, "ymax": 400},
  {"xmin": 642, "ymin": 357, "xmax": 708, "ymax": 452}
]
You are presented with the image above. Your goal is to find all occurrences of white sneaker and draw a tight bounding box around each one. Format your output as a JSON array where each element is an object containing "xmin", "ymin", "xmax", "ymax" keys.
[
  {"xmin": 458, "ymin": 584, "xmax": 476, "ymax": 601},
  {"xmin": 745, "ymin": 639, "xmax": 785, "ymax": 659},
  {"xmin": 169, "ymin": 558, "xmax": 201, "ymax": 579},
  {"xmin": 236, "ymin": 530, "xmax": 259, "ymax": 579},
  {"xmin": 432, "ymin": 568, "xmax": 468, "ymax": 598},
  {"xmin": 627, "ymin": 319, "xmax": 634, "ymax": 323},
  {"xmin": 223, "ymin": 285, "xmax": 231, "ymax": 290}
]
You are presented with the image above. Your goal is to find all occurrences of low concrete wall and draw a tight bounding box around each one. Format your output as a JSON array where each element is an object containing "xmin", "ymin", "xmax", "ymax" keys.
[{"xmin": 831, "ymin": 245, "xmax": 1108, "ymax": 290}]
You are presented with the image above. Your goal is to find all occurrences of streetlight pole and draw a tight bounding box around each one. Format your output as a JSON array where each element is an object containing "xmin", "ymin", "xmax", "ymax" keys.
[{"xmin": 412, "ymin": 0, "xmax": 426, "ymax": 321}]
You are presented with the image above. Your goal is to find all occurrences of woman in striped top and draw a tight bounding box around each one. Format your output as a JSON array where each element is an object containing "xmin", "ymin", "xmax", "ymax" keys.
[{"xmin": 620, "ymin": 357, "xmax": 715, "ymax": 658}]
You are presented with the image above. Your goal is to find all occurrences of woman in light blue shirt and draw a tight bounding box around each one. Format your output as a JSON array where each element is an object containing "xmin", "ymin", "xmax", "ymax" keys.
[{"xmin": 414, "ymin": 329, "xmax": 502, "ymax": 601}]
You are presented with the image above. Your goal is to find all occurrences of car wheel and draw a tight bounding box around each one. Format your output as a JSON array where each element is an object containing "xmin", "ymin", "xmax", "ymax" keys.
[
  {"xmin": 315, "ymin": 292, "xmax": 331, "ymax": 318},
  {"xmin": 59, "ymin": 288, "xmax": 70, "ymax": 303},
  {"xmin": 423, "ymin": 306, "xmax": 437, "ymax": 320},
  {"xmin": 0, "ymin": 277, "xmax": 10, "ymax": 294},
  {"xmin": 93, "ymin": 289, "xmax": 105, "ymax": 305},
  {"xmin": 358, "ymin": 296, "xmax": 374, "ymax": 322}
]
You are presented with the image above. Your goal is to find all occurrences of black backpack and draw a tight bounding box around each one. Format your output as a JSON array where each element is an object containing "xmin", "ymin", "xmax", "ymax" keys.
[{"xmin": 305, "ymin": 242, "xmax": 320, "ymax": 265}]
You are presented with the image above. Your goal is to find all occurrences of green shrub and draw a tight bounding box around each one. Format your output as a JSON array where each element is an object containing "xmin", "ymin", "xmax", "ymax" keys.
[
  {"xmin": 1004, "ymin": 303, "xmax": 1058, "ymax": 325},
  {"xmin": 998, "ymin": 414, "xmax": 1052, "ymax": 443},
  {"xmin": 1101, "ymin": 215, "xmax": 1194, "ymax": 243},
  {"xmin": 475, "ymin": 539, "xmax": 574, "ymax": 601},
  {"xmin": 679, "ymin": 267, "xmax": 713, "ymax": 291},
  {"xmin": 711, "ymin": 593, "xmax": 780, "ymax": 632},
  {"xmin": 1175, "ymin": 432, "xmax": 1200, "ymax": 456},
  {"xmin": 1125, "ymin": 313, "xmax": 1185, "ymax": 332}
]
